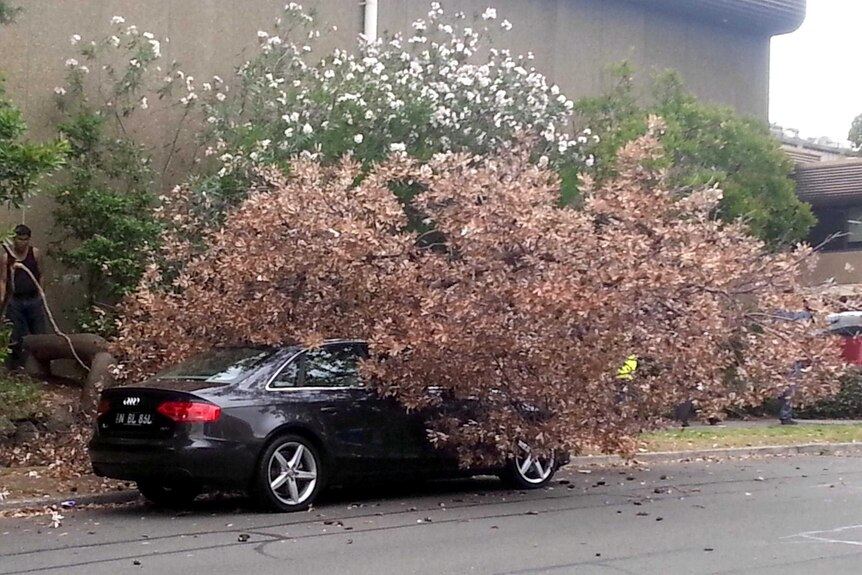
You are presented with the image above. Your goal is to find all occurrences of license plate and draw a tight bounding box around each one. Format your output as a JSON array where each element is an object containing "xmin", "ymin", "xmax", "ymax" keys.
[{"xmin": 115, "ymin": 412, "xmax": 153, "ymax": 426}]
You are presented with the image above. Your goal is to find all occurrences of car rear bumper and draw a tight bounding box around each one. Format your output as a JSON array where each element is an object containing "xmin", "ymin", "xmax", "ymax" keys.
[{"xmin": 88, "ymin": 436, "xmax": 258, "ymax": 488}]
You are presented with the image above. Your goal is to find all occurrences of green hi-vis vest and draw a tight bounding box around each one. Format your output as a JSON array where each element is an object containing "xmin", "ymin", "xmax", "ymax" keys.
[{"xmin": 616, "ymin": 355, "xmax": 639, "ymax": 380}]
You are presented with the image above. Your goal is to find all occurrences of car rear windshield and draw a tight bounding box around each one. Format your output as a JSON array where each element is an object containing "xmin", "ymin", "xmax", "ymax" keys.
[{"xmin": 155, "ymin": 348, "xmax": 276, "ymax": 384}]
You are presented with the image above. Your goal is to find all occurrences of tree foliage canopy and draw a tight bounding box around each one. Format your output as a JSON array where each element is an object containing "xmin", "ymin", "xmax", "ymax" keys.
[
  {"xmin": 0, "ymin": 0, "xmax": 67, "ymax": 208},
  {"xmin": 0, "ymin": 79, "xmax": 68, "ymax": 208},
  {"xmin": 114, "ymin": 123, "xmax": 844, "ymax": 462},
  {"xmin": 849, "ymin": 113, "xmax": 862, "ymax": 151},
  {"xmin": 575, "ymin": 65, "xmax": 815, "ymax": 247},
  {"xmin": 0, "ymin": 0, "xmax": 20, "ymax": 25}
]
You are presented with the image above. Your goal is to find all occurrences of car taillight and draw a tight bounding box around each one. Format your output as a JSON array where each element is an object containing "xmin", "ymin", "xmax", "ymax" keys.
[
  {"xmin": 157, "ymin": 401, "xmax": 221, "ymax": 423},
  {"xmin": 97, "ymin": 399, "xmax": 111, "ymax": 416}
]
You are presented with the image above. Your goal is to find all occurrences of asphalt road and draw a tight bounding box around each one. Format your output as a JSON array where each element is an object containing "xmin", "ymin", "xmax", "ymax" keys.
[{"xmin": 1, "ymin": 454, "xmax": 861, "ymax": 575}]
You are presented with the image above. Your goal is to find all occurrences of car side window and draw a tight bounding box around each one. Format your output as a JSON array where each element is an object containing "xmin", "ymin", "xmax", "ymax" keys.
[
  {"xmin": 303, "ymin": 344, "xmax": 365, "ymax": 388},
  {"xmin": 270, "ymin": 354, "xmax": 304, "ymax": 389}
]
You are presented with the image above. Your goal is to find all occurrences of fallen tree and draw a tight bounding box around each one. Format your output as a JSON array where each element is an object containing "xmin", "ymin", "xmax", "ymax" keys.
[
  {"xmin": 23, "ymin": 334, "xmax": 117, "ymax": 414},
  {"xmin": 113, "ymin": 121, "xmax": 846, "ymax": 463}
]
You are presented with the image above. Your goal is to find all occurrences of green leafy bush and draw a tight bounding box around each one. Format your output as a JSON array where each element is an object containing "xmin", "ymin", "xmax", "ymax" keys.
[
  {"xmin": 0, "ymin": 374, "xmax": 42, "ymax": 436},
  {"xmin": 574, "ymin": 64, "xmax": 815, "ymax": 247},
  {"xmin": 798, "ymin": 370, "xmax": 862, "ymax": 419},
  {"xmin": 0, "ymin": 0, "xmax": 20, "ymax": 25},
  {"xmin": 51, "ymin": 19, "xmax": 175, "ymax": 334}
]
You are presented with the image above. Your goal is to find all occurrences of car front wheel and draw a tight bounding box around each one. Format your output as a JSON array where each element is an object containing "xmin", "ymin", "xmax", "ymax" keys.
[
  {"xmin": 252, "ymin": 434, "xmax": 324, "ymax": 512},
  {"xmin": 501, "ymin": 440, "xmax": 557, "ymax": 489}
]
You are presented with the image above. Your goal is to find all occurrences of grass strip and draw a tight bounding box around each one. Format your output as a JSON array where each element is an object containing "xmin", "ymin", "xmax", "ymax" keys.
[{"xmin": 640, "ymin": 423, "xmax": 862, "ymax": 452}]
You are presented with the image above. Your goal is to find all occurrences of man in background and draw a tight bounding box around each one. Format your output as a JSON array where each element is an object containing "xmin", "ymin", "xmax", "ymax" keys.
[{"xmin": 0, "ymin": 224, "xmax": 46, "ymax": 369}]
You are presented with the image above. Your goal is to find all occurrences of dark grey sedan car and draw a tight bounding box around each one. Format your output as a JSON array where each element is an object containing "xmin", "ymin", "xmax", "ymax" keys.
[{"xmin": 88, "ymin": 340, "xmax": 564, "ymax": 512}]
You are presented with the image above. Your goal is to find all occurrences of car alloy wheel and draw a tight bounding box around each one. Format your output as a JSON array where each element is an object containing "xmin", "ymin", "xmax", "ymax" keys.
[
  {"xmin": 254, "ymin": 433, "xmax": 323, "ymax": 512},
  {"xmin": 503, "ymin": 440, "xmax": 556, "ymax": 489}
]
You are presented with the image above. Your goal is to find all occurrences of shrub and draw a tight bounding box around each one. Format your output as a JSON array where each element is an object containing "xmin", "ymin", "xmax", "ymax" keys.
[
  {"xmin": 798, "ymin": 370, "xmax": 862, "ymax": 419},
  {"xmin": 0, "ymin": 374, "xmax": 42, "ymax": 436},
  {"xmin": 51, "ymin": 18, "xmax": 182, "ymax": 334}
]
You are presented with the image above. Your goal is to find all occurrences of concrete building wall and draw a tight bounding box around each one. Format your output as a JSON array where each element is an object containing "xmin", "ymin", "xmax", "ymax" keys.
[
  {"xmin": 807, "ymin": 252, "xmax": 862, "ymax": 288},
  {"xmin": 0, "ymin": 0, "xmax": 789, "ymax": 318}
]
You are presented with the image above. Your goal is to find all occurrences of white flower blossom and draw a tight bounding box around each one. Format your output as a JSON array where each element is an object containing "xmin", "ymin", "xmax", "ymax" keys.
[
  {"xmin": 111, "ymin": 16, "xmax": 125, "ymax": 25},
  {"xmin": 390, "ymin": 142, "xmax": 406, "ymax": 153},
  {"xmin": 140, "ymin": 96, "xmax": 148, "ymax": 109},
  {"xmin": 501, "ymin": 20, "xmax": 512, "ymax": 31},
  {"xmin": 585, "ymin": 155, "xmax": 595, "ymax": 167},
  {"xmin": 70, "ymin": 34, "xmax": 81, "ymax": 45},
  {"xmin": 353, "ymin": 134, "xmax": 364, "ymax": 144},
  {"xmin": 53, "ymin": 87, "xmax": 67, "ymax": 96},
  {"xmin": 257, "ymin": 30, "xmax": 269, "ymax": 39},
  {"xmin": 109, "ymin": 35, "xmax": 121, "ymax": 47},
  {"xmin": 482, "ymin": 7, "xmax": 497, "ymax": 20},
  {"xmin": 65, "ymin": 58, "xmax": 79, "ymax": 68},
  {"xmin": 302, "ymin": 123, "xmax": 313, "ymax": 135}
]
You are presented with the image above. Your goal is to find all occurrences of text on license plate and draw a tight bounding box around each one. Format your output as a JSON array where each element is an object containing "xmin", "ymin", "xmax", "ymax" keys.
[{"xmin": 115, "ymin": 412, "xmax": 153, "ymax": 426}]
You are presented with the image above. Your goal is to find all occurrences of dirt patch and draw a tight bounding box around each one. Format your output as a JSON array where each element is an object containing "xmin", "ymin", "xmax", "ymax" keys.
[
  {"xmin": 0, "ymin": 466, "xmax": 130, "ymax": 502},
  {"xmin": 0, "ymin": 377, "xmax": 127, "ymax": 505}
]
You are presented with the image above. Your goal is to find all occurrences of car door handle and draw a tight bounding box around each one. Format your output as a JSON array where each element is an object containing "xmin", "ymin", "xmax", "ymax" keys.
[{"xmin": 320, "ymin": 406, "xmax": 338, "ymax": 415}]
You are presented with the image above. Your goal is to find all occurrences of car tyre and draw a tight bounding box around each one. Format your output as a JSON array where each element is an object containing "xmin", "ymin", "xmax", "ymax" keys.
[
  {"xmin": 500, "ymin": 440, "xmax": 557, "ymax": 489},
  {"xmin": 252, "ymin": 433, "xmax": 324, "ymax": 512},
  {"xmin": 136, "ymin": 481, "xmax": 201, "ymax": 508}
]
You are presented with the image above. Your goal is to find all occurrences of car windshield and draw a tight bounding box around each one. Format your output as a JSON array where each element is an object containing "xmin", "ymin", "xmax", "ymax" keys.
[{"xmin": 156, "ymin": 348, "xmax": 275, "ymax": 384}]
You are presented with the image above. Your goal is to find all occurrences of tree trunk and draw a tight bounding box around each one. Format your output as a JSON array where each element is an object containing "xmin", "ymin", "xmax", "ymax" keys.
[{"xmin": 22, "ymin": 334, "xmax": 117, "ymax": 414}]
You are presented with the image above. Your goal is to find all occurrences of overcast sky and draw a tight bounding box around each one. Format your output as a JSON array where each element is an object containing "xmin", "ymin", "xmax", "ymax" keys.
[{"xmin": 770, "ymin": 0, "xmax": 860, "ymax": 143}]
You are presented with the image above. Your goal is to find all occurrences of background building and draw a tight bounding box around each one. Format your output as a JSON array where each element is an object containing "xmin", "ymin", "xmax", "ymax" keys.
[{"xmin": 0, "ymin": 0, "xmax": 807, "ymax": 312}]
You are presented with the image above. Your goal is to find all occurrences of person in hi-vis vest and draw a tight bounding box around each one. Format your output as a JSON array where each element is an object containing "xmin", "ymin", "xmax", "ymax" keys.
[{"xmin": 615, "ymin": 354, "xmax": 638, "ymax": 402}]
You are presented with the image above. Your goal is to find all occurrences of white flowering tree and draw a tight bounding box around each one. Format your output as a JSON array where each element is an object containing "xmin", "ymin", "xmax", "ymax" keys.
[
  {"xmin": 49, "ymin": 4, "xmax": 594, "ymax": 326},
  {"xmin": 183, "ymin": 2, "xmax": 592, "ymax": 223},
  {"xmin": 51, "ymin": 17, "xmax": 183, "ymax": 334}
]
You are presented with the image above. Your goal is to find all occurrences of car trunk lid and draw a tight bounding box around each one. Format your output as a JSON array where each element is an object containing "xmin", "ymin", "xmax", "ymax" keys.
[{"xmin": 96, "ymin": 385, "xmax": 221, "ymax": 439}]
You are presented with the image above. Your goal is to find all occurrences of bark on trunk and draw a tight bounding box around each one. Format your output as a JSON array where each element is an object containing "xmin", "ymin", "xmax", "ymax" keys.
[{"xmin": 22, "ymin": 334, "xmax": 117, "ymax": 414}]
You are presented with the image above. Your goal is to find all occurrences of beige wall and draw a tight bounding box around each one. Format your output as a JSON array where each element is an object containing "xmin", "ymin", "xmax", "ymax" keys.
[
  {"xmin": 808, "ymin": 251, "xmax": 862, "ymax": 287},
  {"xmin": 0, "ymin": 0, "xmax": 776, "ymax": 320}
]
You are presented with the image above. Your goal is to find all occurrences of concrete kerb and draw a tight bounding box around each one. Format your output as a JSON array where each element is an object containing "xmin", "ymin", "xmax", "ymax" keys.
[
  {"xmin": 2, "ymin": 442, "xmax": 861, "ymax": 512},
  {"xmin": 0, "ymin": 489, "xmax": 140, "ymax": 513}
]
